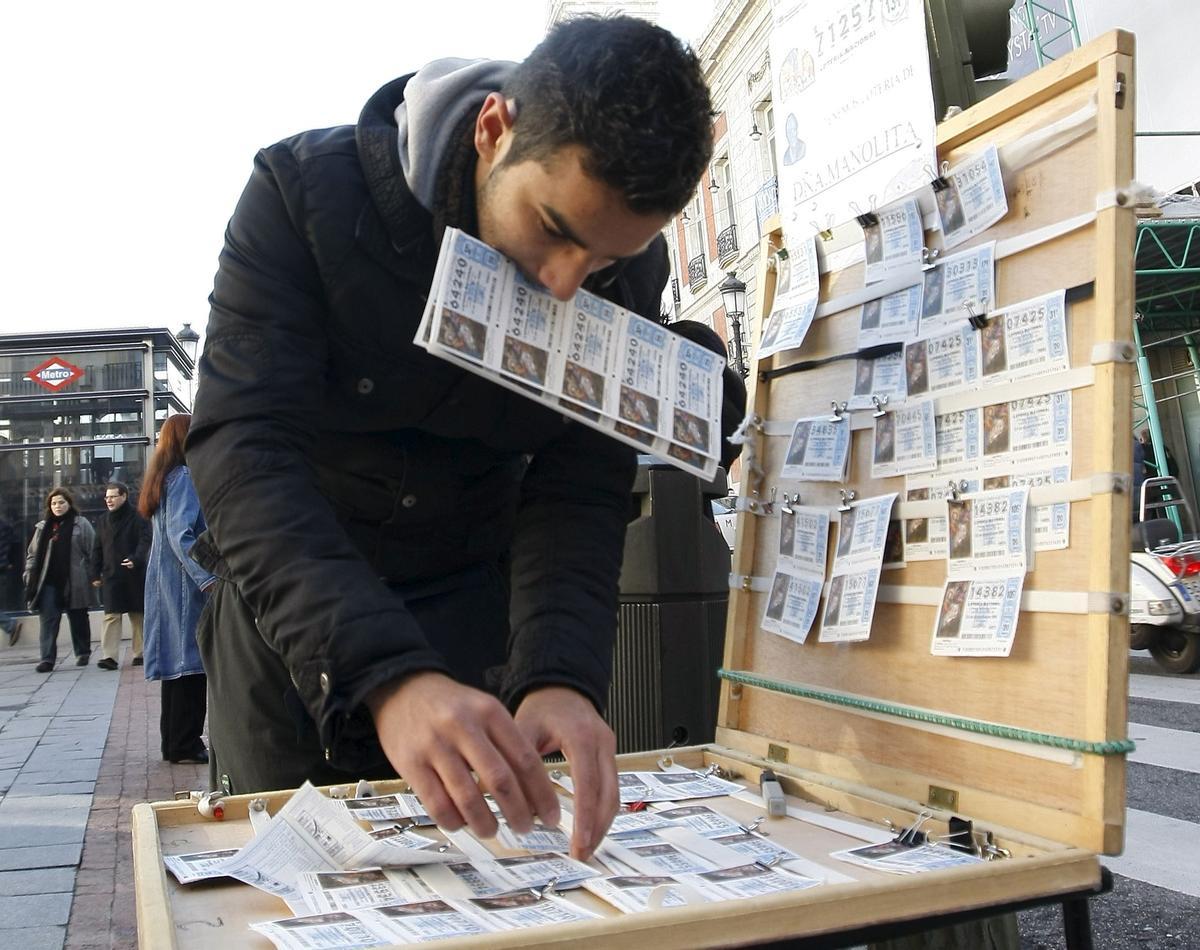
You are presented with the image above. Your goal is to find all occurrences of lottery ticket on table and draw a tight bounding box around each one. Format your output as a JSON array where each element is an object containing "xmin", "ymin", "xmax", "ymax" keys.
[
  {"xmin": 582, "ymin": 874, "xmax": 697, "ymax": 913},
  {"xmin": 832, "ymin": 839, "xmax": 984, "ymax": 874},
  {"xmin": 936, "ymin": 145, "xmax": 1008, "ymax": 249},
  {"xmin": 848, "ymin": 349, "xmax": 906, "ymax": 412},
  {"xmin": 496, "ymin": 822, "xmax": 572, "ymax": 854},
  {"xmin": 464, "ymin": 891, "xmax": 602, "ymax": 930},
  {"xmin": 904, "ymin": 324, "xmax": 980, "ymax": 400},
  {"xmin": 931, "ymin": 575, "xmax": 1025, "ymax": 656},
  {"xmin": 780, "ymin": 416, "xmax": 852, "ymax": 481},
  {"xmin": 295, "ymin": 867, "xmax": 439, "ymax": 914},
  {"xmin": 688, "ymin": 863, "xmax": 822, "ymax": 900},
  {"xmin": 857, "ymin": 285, "xmax": 923, "ymax": 349},
  {"xmin": 341, "ymin": 794, "xmax": 432, "ymax": 825},
  {"xmin": 918, "ymin": 242, "xmax": 996, "ymax": 332},
  {"xmin": 979, "ymin": 290, "xmax": 1069, "ymax": 384},
  {"xmin": 945, "ymin": 486, "xmax": 1032, "ymax": 576},
  {"xmin": 870, "ymin": 399, "xmax": 938, "ymax": 479},
  {"xmin": 648, "ymin": 804, "xmax": 745, "ymax": 837},
  {"xmin": 162, "ymin": 848, "xmax": 240, "ymax": 884},
  {"xmin": 863, "ymin": 198, "xmax": 925, "ymax": 284}
]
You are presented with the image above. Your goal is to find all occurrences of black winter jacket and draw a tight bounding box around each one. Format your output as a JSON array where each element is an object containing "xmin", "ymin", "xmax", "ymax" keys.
[
  {"xmin": 188, "ymin": 76, "xmax": 669, "ymax": 768},
  {"xmin": 91, "ymin": 504, "xmax": 151, "ymax": 614}
]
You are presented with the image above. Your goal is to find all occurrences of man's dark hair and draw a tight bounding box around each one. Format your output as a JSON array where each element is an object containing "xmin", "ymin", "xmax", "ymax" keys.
[
  {"xmin": 501, "ymin": 15, "xmax": 713, "ymax": 216},
  {"xmin": 105, "ymin": 481, "xmax": 129, "ymax": 497}
]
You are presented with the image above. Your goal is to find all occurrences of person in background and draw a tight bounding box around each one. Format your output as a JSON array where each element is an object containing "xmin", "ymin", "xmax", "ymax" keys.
[
  {"xmin": 91, "ymin": 481, "xmax": 151, "ymax": 670},
  {"xmin": 140, "ymin": 415, "xmax": 214, "ymax": 764},
  {"xmin": 23, "ymin": 487, "xmax": 95, "ymax": 672},
  {"xmin": 0, "ymin": 513, "xmax": 24, "ymax": 645}
]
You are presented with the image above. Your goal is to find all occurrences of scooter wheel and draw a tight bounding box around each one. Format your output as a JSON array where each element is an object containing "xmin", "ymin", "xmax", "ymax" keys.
[
  {"xmin": 1149, "ymin": 629, "xmax": 1200, "ymax": 675},
  {"xmin": 1130, "ymin": 623, "xmax": 1157, "ymax": 652}
]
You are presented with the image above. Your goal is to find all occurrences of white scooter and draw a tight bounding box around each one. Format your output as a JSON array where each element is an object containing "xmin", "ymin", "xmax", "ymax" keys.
[{"xmin": 1129, "ymin": 476, "xmax": 1200, "ymax": 674}]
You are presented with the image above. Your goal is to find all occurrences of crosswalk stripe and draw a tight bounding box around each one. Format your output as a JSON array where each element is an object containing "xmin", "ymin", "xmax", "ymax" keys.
[
  {"xmin": 1129, "ymin": 672, "xmax": 1200, "ymax": 706},
  {"xmin": 1103, "ymin": 808, "xmax": 1200, "ymax": 898},
  {"xmin": 1127, "ymin": 722, "xmax": 1200, "ymax": 774}
]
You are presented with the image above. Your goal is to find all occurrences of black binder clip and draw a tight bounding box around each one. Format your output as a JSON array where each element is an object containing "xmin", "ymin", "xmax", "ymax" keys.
[
  {"xmin": 930, "ymin": 160, "xmax": 951, "ymax": 193},
  {"xmin": 829, "ymin": 401, "xmax": 848, "ymax": 423},
  {"xmin": 838, "ymin": 488, "xmax": 856, "ymax": 512},
  {"xmin": 855, "ymin": 210, "xmax": 880, "ymax": 229},
  {"xmin": 963, "ymin": 299, "xmax": 989, "ymax": 330},
  {"xmin": 871, "ymin": 394, "xmax": 889, "ymax": 418}
]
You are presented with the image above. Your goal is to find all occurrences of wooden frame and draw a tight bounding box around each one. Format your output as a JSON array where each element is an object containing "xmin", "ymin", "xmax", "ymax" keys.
[{"xmin": 132, "ymin": 31, "xmax": 1135, "ymax": 948}]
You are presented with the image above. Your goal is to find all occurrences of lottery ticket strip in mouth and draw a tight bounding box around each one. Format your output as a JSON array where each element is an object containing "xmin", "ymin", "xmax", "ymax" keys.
[{"xmin": 134, "ymin": 31, "xmax": 1136, "ymax": 949}]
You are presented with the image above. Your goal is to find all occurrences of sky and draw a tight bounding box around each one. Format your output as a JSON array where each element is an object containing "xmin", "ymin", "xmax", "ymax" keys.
[{"xmin": 0, "ymin": 0, "xmax": 711, "ymax": 339}]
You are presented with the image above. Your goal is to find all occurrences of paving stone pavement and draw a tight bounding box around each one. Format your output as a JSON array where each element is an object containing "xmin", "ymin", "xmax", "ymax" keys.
[{"xmin": 0, "ymin": 616, "xmax": 206, "ymax": 949}]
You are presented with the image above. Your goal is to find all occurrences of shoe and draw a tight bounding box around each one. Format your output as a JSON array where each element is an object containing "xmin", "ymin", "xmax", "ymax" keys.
[
  {"xmin": 96, "ymin": 658, "xmax": 118, "ymax": 671},
  {"xmin": 6, "ymin": 621, "xmax": 20, "ymax": 646},
  {"xmin": 36, "ymin": 661, "xmax": 53, "ymax": 673},
  {"xmin": 76, "ymin": 654, "xmax": 90, "ymax": 667},
  {"xmin": 170, "ymin": 749, "xmax": 209, "ymax": 765},
  {"xmin": 131, "ymin": 656, "xmax": 144, "ymax": 667}
]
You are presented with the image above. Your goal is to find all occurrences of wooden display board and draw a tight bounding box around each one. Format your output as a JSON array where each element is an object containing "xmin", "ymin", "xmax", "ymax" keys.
[
  {"xmin": 721, "ymin": 29, "xmax": 1135, "ymax": 858},
  {"xmin": 131, "ymin": 31, "xmax": 1134, "ymax": 948}
]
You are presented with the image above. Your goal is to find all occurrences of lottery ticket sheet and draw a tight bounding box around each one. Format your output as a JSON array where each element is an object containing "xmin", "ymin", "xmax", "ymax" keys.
[
  {"xmin": 758, "ymin": 238, "xmax": 821, "ymax": 360},
  {"xmin": 832, "ymin": 840, "xmax": 984, "ymax": 875},
  {"xmin": 933, "ymin": 485, "xmax": 1032, "ymax": 657},
  {"xmin": 978, "ymin": 290, "xmax": 1069, "ymax": 384},
  {"xmin": 863, "ymin": 198, "xmax": 925, "ymax": 284},
  {"xmin": 871, "ymin": 399, "xmax": 938, "ymax": 479},
  {"xmin": 780, "ymin": 416, "xmax": 852, "ymax": 481},
  {"xmin": 417, "ymin": 229, "xmax": 724, "ymax": 479},
  {"xmin": 819, "ymin": 494, "xmax": 898, "ymax": 643},
  {"xmin": 903, "ymin": 324, "xmax": 981, "ymax": 400},
  {"xmin": 918, "ymin": 242, "xmax": 996, "ymax": 333},
  {"xmin": 857, "ymin": 286, "xmax": 923, "ymax": 349},
  {"xmin": 762, "ymin": 505, "xmax": 830, "ymax": 645},
  {"xmin": 552, "ymin": 768, "xmax": 743, "ymax": 804},
  {"xmin": 935, "ymin": 145, "xmax": 1009, "ymax": 249},
  {"xmin": 848, "ymin": 349, "xmax": 906, "ymax": 412}
]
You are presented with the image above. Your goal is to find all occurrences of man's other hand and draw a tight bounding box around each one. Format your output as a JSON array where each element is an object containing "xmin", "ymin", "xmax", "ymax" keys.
[
  {"xmin": 367, "ymin": 672, "xmax": 560, "ymax": 844},
  {"xmin": 514, "ymin": 686, "xmax": 617, "ymax": 861}
]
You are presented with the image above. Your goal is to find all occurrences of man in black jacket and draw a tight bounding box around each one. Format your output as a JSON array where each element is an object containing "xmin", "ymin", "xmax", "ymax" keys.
[
  {"xmin": 189, "ymin": 15, "xmax": 742, "ymax": 861},
  {"xmin": 91, "ymin": 482, "xmax": 151, "ymax": 670}
]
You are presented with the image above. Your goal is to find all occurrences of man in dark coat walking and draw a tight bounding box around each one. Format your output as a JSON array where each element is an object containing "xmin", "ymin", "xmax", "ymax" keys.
[{"xmin": 91, "ymin": 482, "xmax": 151, "ymax": 670}]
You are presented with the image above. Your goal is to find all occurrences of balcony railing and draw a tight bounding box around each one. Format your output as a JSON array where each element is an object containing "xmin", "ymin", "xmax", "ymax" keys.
[
  {"xmin": 687, "ymin": 254, "xmax": 707, "ymax": 285},
  {"xmin": 717, "ymin": 224, "xmax": 738, "ymax": 263}
]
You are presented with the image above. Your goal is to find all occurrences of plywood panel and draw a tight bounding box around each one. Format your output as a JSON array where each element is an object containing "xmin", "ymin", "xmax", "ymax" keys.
[{"xmin": 720, "ymin": 31, "xmax": 1135, "ymax": 855}]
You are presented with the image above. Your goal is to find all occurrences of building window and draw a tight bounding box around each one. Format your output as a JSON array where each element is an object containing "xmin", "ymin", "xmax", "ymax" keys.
[
  {"xmin": 712, "ymin": 158, "xmax": 739, "ymax": 264},
  {"xmin": 1, "ymin": 349, "xmax": 144, "ymax": 399},
  {"xmin": 684, "ymin": 194, "xmax": 707, "ymax": 286},
  {"xmin": 757, "ymin": 99, "xmax": 777, "ymax": 181}
]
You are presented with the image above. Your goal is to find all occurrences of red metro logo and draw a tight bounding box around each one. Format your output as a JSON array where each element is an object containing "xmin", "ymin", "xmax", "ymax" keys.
[{"xmin": 26, "ymin": 356, "xmax": 85, "ymax": 393}]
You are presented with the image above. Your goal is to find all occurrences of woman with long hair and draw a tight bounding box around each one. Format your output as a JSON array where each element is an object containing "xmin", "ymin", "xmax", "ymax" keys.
[
  {"xmin": 140, "ymin": 414, "xmax": 214, "ymax": 764},
  {"xmin": 23, "ymin": 487, "xmax": 96, "ymax": 672}
]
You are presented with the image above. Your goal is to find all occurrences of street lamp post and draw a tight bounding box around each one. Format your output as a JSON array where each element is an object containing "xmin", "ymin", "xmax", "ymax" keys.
[
  {"xmin": 175, "ymin": 322, "xmax": 200, "ymax": 364},
  {"xmin": 718, "ymin": 271, "xmax": 749, "ymax": 379}
]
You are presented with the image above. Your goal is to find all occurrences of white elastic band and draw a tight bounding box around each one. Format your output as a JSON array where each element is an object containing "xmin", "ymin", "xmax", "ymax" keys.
[
  {"xmin": 730, "ymin": 573, "xmax": 772, "ymax": 593},
  {"xmin": 877, "ymin": 585, "xmax": 1127, "ymax": 615},
  {"xmin": 1091, "ymin": 340, "xmax": 1137, "ymax": 364}
]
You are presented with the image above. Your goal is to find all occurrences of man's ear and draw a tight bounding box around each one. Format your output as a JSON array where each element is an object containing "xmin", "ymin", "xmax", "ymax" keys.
[{"xmin": 474, "ymin": 92, "xmax": 516, "ymax": 165}]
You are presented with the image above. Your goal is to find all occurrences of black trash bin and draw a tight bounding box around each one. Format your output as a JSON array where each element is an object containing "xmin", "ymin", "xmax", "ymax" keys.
[{"xmin": 606, "ymin": 460, "xmax": 732, "ymax": 754}]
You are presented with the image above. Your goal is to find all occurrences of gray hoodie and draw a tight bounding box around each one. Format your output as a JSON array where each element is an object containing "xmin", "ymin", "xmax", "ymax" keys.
[{"xmin": 395, "ymin": 58, "xmax": 515, "ymax": 212}]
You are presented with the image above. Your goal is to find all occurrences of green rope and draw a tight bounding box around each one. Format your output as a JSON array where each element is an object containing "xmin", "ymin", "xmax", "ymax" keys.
[{"xmin": 719, "ymin": 669, "xmax": 1135, "ymax": 756}]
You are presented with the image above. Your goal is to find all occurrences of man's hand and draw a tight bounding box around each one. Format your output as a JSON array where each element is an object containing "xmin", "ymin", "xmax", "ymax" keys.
[
  {"xmin": 514, "ymin": 686, "xmax": 617, "ymax": 862},
  {"xmin": 120, "ymin": 558, "xmax": 134, "ymax": 569},
  {"xmin": 91, "ymin": 580, "xmax": 102, "ymax": 588},
  {"xmin": 368, "ymin": 672, "xmax": 560, "ymax": 844}
]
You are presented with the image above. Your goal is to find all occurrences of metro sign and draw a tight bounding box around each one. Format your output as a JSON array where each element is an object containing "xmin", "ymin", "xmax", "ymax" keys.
[{"xmin": 26, "ymin": 356, "xmax": 85, "ymax": 393}]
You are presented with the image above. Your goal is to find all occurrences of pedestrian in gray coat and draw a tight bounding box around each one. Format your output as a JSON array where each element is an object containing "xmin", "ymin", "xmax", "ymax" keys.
[{"xmin": 23, "ymin": 487, "xmax": 95, "ymax": 672}]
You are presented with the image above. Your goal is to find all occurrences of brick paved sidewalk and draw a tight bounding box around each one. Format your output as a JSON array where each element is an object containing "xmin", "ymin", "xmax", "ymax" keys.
[{"xmin": 64, "ymin": 657, "xmax": 206, "ymax": 949}]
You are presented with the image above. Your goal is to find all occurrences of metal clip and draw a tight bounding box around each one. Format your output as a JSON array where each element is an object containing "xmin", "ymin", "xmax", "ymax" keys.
[
  {"xmin": 780, "ymin": 492, "xmax": 800, "ymax": 515},
  {"xmin": 740, "ymin": 816, "xmax": 769, "ymax": 836},
  {"xmin": 962, "ymin": 299, "xmax": 988, "ymax": 330},
  {"xmin": 947, "ymin": 479, "xmax": 968, "ymax": 501},
  {"xmin": 529, "ymin": 876, "xmax": 561, "ymax": 900},
  {"xmin": 871, "ymin": 394, "xmax": 889, "ymax": 417},
  {"xmin": 656, "ymin": 754, "xmax": 675, "ymax": 771},
  {"xmin": 921, "ymin": 246, "xmax": 941, "ymax": 270},
  {"xmin": 838, "ymin": 488, "xmax": 857, "ymax": 512},
  {"xmin": 763, "ymin": 487, "xmax": 777, "ymax": 515},
  {"xmin": 754, "ymin": 853, "xmax": 783, "ymax": 869},
  {"xmin": 829, "ymin": 401, "xmax": 848, "ymax": 422}
]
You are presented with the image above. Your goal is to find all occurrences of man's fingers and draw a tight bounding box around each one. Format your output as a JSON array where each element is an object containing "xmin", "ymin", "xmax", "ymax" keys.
[
  {"xmin": 460, "ymin": 726, "xmax": 537, "ymax": 835},
  {"xmin": 432, "ymin": 746, "xmax": 501, "ymax": 840},
  {"xmin": 589, "ymin": 741, "xmax": 619, "ymax": 856},
  {"xmin": 565, "ymin": 735, "xmax": 616, "ymax": 861},
  {"xmin": 400, "ymin": 762, "xmax": 466, "ymax": 833},
  {"xmin": 488, "ymin": 720, "xmax": 560, "ymax": 831}
]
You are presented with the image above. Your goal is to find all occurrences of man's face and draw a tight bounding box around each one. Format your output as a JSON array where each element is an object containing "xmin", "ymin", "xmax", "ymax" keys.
[
  {"xmin": 105, "ymin": 489, "xmax": 127, "ymax": 511},
  {"xmin": 474, "ymin": 98, "xmax": 670, "ymax": 302}
]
